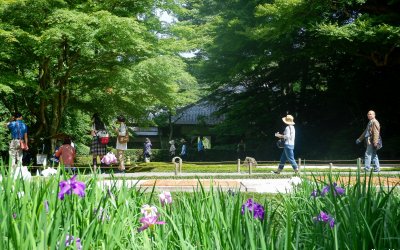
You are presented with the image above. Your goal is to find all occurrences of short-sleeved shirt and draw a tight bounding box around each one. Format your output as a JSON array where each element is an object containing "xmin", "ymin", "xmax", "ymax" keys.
[
  {"xmin": 55, "ymin": 144, "xmax": 76, "ymax": 165},
  {"xmin": 7, "ymin": 120, "xmax": 28, "ymax": 139}
]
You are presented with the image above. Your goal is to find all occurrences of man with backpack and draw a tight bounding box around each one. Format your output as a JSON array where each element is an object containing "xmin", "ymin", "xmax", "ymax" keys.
[{"xmin": 5, "ymin": 112, "xmax": 29, "ymax": 169}]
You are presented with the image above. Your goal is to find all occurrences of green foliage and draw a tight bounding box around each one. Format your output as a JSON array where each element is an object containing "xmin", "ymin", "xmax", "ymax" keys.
[
  {"xmin": 0, "ymin": 0, "xmax": 198, "ymax": 152},
  {"xmin": 0, "ymin": 166, "xmax": 399, "ymax": 249},
  {"xmin": 174, "ymin": 0, "xmax": 400, "ymax": 159}
]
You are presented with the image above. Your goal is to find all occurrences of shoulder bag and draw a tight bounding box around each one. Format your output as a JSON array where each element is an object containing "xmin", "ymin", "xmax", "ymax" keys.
[
  {"xmin": 118, "ymin": 125, "xmax": 129, "ymax": 144},
  {"xmin": 276, "ymin": 126, "xmax": 292, "ymax": 149}
]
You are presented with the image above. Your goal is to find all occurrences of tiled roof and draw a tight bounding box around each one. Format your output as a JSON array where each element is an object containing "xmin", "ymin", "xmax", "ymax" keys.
[{"xmin": 172, "ymin": 100, "xmax": 224, "ymax": 125}]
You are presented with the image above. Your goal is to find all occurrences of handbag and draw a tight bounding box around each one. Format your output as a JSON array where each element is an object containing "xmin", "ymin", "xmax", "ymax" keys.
[
  {"xmin": 17, "ymin": 122, "xmax": 28, "ymax": 150},
  {"xmin": 20, "ymin": 140, "xmax": 28, "ymax": 151},
  {"xmin": 97, "ymin": 130, "xmax": 109, "ymax": 145},
  {"xmin": 276, "ymin": 138, "xmax": 285, "ymax": 149},
  {"xmin": 118, "ymin": 130, "xmax": 129, "ymax": 144}
]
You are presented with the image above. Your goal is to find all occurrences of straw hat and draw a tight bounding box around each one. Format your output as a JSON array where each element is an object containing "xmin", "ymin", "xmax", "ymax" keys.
[{"xmin": 282, "ymin": 115, "xmax": 295, "ymax": 125}]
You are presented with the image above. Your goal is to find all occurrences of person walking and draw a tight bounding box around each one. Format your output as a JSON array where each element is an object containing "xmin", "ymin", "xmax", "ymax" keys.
[
  {"xmin": 143, "ymin": 138, "xmax": 152, "ymax": 162},
  {"xmin": 115, "ymin": 115, "xmax": 128, "ymax": 173},
  {"xmin": 197, "ymin": 136, "xmax": 205, "ymax": 161},
  {"xmin": 273, "ymin": 114, "xmax": 299, "ymax": 174},
  {"xmin": 356, "ymin": 110, "xmax": 381, "ymax": 172},
  {"xmin": 169, "ymin": 140, "xmax": 176, "ymax": 157},
  {"xmin": 5, "ymin": 112, "xmax": 29, "ymax": 169},
  {"xmin": 90, "ymin": 113, "xmax": 107, "ymax": 172},
  {"xmin": 180, "ymin": 139, "xmax": 187, "ymax": 160},
  {"xmin": 55, "ymin": 137, "xmax": 76, "ymax": 173}
]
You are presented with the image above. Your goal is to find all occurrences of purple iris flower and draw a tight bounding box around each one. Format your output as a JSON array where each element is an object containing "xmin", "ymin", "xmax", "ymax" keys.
[
  {"xmin": 320, "ymin": 186, "xmax": 330, "ymax": 196},
  {"xmin": 319, "ymin": 183, "xmax": 345, "ymax": 197},
  {"xmin": 241, "ymin": 198, "xmax": 265, "ymax": 220},
  {"xmin": 314, "ymin": 211, "xmax": 335, "ymax": 228},
  {"xmin": 333, "ymin": 183, "xmax": 345, "ymax": 195},
  {"xmin": 58, "ymin": 175, "xmax": 86, "ymax": 200},
  {"xmin": 65, "ymin": 235, "xmax": 82, "ymax": 250},
  {"xmin": 159, "ymin": 191, "xmax": 173, "ymax": 206},
  {"xmin": 138, "ymin": 216, "xmax": 166, "ymax": 232},
  {"xmin": 311, "ymin": 190, "xmax": 318, "ymax": 197}
]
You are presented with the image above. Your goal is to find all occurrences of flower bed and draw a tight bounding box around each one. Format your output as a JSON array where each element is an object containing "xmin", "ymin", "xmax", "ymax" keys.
[{"xmin": 1, "ymin": 168, "xmax": 399, "ymax": 249}]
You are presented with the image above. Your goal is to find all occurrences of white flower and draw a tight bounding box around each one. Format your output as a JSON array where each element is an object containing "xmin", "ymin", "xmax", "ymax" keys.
[
  {"xmin": 17, "ymin": 191, "xmax": 25, "ymax": 198},
  {"xmin": 41, "ymin": 167, "xmax": 57, "ymax": 177},
  {"xmin": 141, "ymin": 204, "xmax": 158, "ymax": 218},
  {"xmin": 13, "ymin": 166, "xmax": 31, "ymax": 181},
  {"xmin": 288, "ymin": 176, "xmax": 302, "ymax": 186}
]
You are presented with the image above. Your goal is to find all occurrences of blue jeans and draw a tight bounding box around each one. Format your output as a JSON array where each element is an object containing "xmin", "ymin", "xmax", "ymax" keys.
[
  {"xmin": 278, "ymin": 145, "xmax": 298, "ymax": 170},
  {"xmin": 364, "ymin": 144, "xmax": 380, "ymax": 171}
]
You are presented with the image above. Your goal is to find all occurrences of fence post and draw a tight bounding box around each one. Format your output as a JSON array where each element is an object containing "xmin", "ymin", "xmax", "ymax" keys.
[
  {"xmin": 249, "ymin": 162, "xmax": 252, "ymax": 175},
  {"xmin": 357, "ymin": 158, "xmax": 361, "ymax": 172},
  {"xmin": 237, "ymin": 159, "xmax": 241, "ymax": 173},
  {"xmin": 172, "ymin": 157, "xmax": 182, "ymax": 176},
  {"xmin": 329, "ymin": 163, "xmax": 333, "ymax": 175}
]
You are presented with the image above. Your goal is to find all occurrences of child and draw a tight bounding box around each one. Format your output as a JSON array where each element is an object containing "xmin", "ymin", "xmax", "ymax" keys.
[{"xmin": 55, "ymin": 137, "xmax": 76, "ymax": 172}]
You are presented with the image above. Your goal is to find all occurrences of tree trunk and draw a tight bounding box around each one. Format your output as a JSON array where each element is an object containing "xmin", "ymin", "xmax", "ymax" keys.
[{"xmin": 168, "ymin": 110, "xmax": 173, "ymax": 141}]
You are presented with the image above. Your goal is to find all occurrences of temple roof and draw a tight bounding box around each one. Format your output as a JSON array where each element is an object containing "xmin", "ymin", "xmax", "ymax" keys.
[{"xmin": 172, "ymin": 99, "xmax": 224, "ymax": 125}]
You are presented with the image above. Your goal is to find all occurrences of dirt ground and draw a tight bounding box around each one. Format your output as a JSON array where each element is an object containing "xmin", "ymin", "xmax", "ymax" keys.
[
  {"xmin": 141, "ymin": 179, "xmax": 241, "ymax": 188},
  {"xmin": 309, "ymin": 176, "xmax": 400, "ymax": 187}
]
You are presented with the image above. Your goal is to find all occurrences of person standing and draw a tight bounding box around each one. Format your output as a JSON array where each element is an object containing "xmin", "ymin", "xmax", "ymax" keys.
[
  {"xmin": 273, "ymin": 114, "xmax": 299, "ymax": 174},
  {"xmin": 356, "ymin": 110, "xmax": 381, "ymax": 172},
  {"xmin": 5, "ymin": 112, "xmax": 29, "ymax": 169},
  {"xmin": 90, "ymin": 113, "xmax": 107, "ymax": 172},
  {"xmin": 115, "ymin": 115, "xmax": 127, "ymax": 173},
  {"xmin": 143, "ymin": 138, "xmax": 152, "ymax": 162},
  {"xmin": 197, "ymin": 136, "xmax": 205, "ymax": 161},
  {"xmin": 55, "ymin": 137, "xmax": 76, "ymax": 172},
  {"xmin": 180, "ymin": 139, "xmax": 187, "ymax": 160},
  {"xmin": 169, "ymin": 140, "xmax": 176, "ymax": 157}
]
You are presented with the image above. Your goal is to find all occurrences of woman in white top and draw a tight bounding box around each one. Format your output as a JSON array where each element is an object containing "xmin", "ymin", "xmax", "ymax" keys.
[
  {"xmin": 273, "ymin": 114, "xmax": 299, "ymax": 174},
  {"xmin": 115, "ymin": 115, "xmax": 127, "ymax": 173}
]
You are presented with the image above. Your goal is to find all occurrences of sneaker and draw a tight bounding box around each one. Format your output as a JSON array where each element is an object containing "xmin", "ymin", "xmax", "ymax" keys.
[
  {"xmin": 373, "ymin": 169, "xmax": 380, "ymax": 173},
  {"xmin": 271, "ymin": 170, "xmax": 281, "ymax": 174},
  {"xmin": 294, "ymin": 169, "xmax": 299, "ymax": 174}
]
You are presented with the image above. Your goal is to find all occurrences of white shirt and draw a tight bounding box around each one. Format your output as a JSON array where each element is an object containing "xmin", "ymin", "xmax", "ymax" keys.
[
  {"xmin": 116, "ymin": 123, "xmax": 127, "ymax": 150},
  {"xmin": 283, "ymin": 125, "xmax": 295, "ymax": 146}
]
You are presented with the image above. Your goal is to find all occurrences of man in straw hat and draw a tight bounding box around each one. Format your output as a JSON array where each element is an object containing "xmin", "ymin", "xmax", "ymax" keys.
[{"xmin": 272, "ymin": 114, "xmax": 299, "ymax": 174}]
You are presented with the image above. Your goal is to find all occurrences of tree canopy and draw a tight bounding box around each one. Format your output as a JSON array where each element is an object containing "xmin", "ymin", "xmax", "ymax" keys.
[
  {"xmin": 0, "ymin": 0, "xmax": 198, "ymax": 150},
  {"xmin": 172, "ymin": 0, "xmax": 400, "ymax": 159},
  {"xmin": 1, "ymin": 0, "xmax": 399, "ymax": 159}
]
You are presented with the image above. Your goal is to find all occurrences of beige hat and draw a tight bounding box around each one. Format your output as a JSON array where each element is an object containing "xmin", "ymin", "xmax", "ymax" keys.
[{"xmin": 282, "ymin": 115, "xmax": 295, "ymax": 125}]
